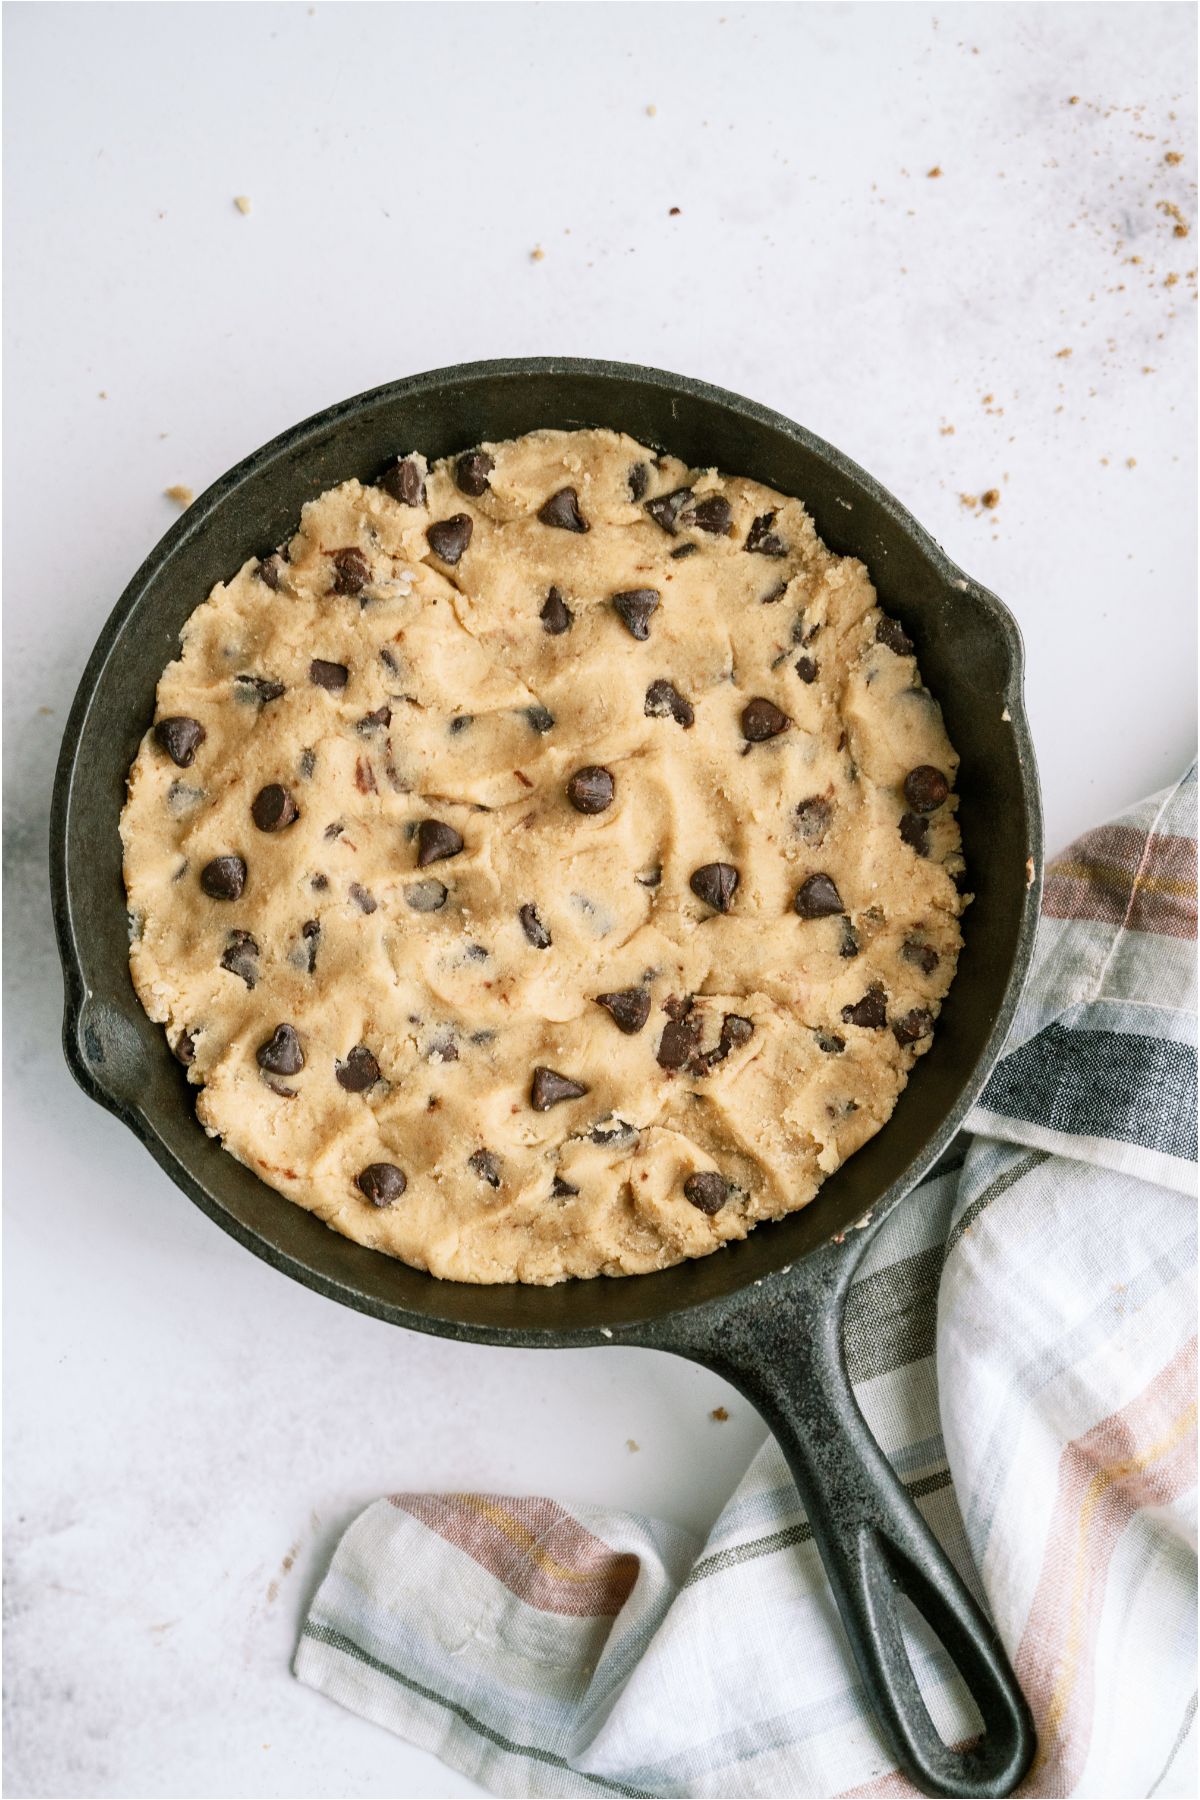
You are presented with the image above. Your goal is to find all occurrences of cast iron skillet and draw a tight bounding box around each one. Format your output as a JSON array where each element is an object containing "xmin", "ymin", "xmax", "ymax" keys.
[{"xmin": 52, "ymin": 359, "xmax": 1042, "ymax": 1797}]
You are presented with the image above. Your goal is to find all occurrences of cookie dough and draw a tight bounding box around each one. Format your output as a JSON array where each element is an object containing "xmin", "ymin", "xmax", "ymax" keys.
[{"xmin": 121, "ymin": 429, "xmax": 966, "ymax": 1284}]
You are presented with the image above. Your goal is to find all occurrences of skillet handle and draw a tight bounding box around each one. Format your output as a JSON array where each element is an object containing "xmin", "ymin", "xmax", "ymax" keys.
[{"xmin": 640, "ymin": 1230, "xmax": 1035, "ymax": 1799}]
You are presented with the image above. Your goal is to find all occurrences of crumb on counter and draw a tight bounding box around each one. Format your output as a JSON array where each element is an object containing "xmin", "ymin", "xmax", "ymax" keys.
[
  {"xmin": 669, "ymin": 206, "xmax": 682, "ymax": 217},
  {"xmin": 1165, "ymin": 151, "xmax": 1183, "ymax": 165},
  {"xmin": 711, "ymin": 1406, "xmax": 730, "ymax": 1422},
  {"xmin": 646, "ymin": 103, "xmax": 657, "ymax": 117},
  {"xmin": 1158, "ymin": 200, "xmax": 1190, "ymax": 238},
  {"xmin": 530, "ymin": 245, "xmax": 545, "ymax": 263},
  {"xmin": 626, "ymin": 1438, "xmax": 640, "ymax": 1453},
  {"xmin": 234, "ymin": 195, "xmax": 252, "ymax": 216},
  {"xmin": 927, "ymin": 166, "xmax": 943, "ymax": 178},
  {"xmin": 981, "ymin": 488, "xmax": 1000, "ymax": 509},
  {"xmin": 164, "ymin": 484, "xmax": 194, "ymax": 507},
  {"xmin": 1055, "ymin": 347, "xmax": 1073, "ymax": 358}
]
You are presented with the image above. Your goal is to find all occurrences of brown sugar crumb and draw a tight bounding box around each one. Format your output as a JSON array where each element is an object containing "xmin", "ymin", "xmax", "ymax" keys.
[
  {"xmin": 1165, "ymin": 151, "xmax": 1183, "ymax": 165},
  {"xmin": 981, "ymin": 488, "xmax": 1001, "ymax": 509},
  {"xmin": 1126, "ymin": 457, "xmax": 1137, "ymax": 468},
  {"xmin": 981, "ymin": 393, "xmax": 994, "ymax": 405},
  {"xmin": 1165, "ymin": 272, "xmax": 1180, "ymax": 287},
  {"xmin": 1055, "ymin": 347, "xmax": 1073, "ymax": 358},
  {"xmin": 939, "ymin": 423, "xmax": 956, "ymax": 435},
  {"xmin": 710, "ymin": 1406, "xmax": 730, "ymax": 1422},
  {"xmin": 927, "ymin": 166, "xmax": 943, "ymax": 179},
  {"xmin": 164, "ymin": 484, "xmax": 194, "ymax": 507},
  {"xmin": 959, "ymin": 492, "xmax": 979, "ymax": 509},
  {"xmin": 1068, "ymin": 96, "xmax": 1080, "ymax": 105},
  {"xmin": 530, "ymin": 245, "xmax": 545, "ymax": 263},
  {"xmin": 669, "ymin": 206, "xmax": 682, "ymax": 217},
  {"xmin": 1158, "ymin": 200, "xmax": 1190, "ymax": 238}
]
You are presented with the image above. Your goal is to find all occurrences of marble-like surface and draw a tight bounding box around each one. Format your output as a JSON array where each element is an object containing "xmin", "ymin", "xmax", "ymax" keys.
[{"xmin": 3, "ymin": 4, "xmax": 1194, "ymax": 1796}]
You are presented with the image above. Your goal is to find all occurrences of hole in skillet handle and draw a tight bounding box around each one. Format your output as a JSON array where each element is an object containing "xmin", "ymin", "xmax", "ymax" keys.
[{"xmin": 632, "ymin": 1229, "xmax": 1036, "ymax": 1798}]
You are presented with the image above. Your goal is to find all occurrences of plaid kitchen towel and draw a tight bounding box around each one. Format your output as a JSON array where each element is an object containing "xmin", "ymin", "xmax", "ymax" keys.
[{"xmin": 296, "ymin": 770, "xmax": 1198, "ymax": 1799}]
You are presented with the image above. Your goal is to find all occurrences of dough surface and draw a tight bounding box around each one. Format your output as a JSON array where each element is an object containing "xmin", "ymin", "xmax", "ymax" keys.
[{"xmin": 121, "ymin": 429, "xmax": 965, "ymax": 1284}]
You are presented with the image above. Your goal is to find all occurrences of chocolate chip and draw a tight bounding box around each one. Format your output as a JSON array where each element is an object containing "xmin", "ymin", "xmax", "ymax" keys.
[
  {"xmin": 612, "ymin": 588, "xmax": 660, "ymax": 639},
  {"xmin": 380, "ymin": 456, "xmax": 426, "ymax": 506},
  {"xmin": 234, "ymin": 674, "xmax": 286, "ymax": 704},
  {"xmin": 690, "ymin": 862, "xmax": 738, "ymax": 912},
  {"xmin": 656, "ymin": 1017, "xmax": 699, "ymax": 1069},
  {"xmin": 200, "ymin": 855, "xmax": 246, "ymax": 900},
  {"xmin": 519, "ymin": 903, "xmax": 551, "ymax": 948},
  {"xmin": 761, "ymin": 581, "xmax": 789, "ymax": 604},
  {"xmin": 349, "ymin": 881, "xmax": 378, "ymax": 913},
  {"xmin": 426, "ymin": 514, "xmax": 473, "ymax": 564},
  {"xmin": 795, "ymin": 796, "xmax": 832, "ymax": 846},
  {"xmin": 357, "ymin": 706, "xmax": 391, "ymax": 735},
  {"xmin": 795, "ymin": 656, "xmax": 819, "ymax": 684},
  {"xmin": 745, "ymin": 511, "xmax": 787, "ymax": 557},
  {"xmin": 635, "ymin": 865, "xmax": 662, "ymax": 888},
  {"xmin": 530, "ymin": 1066, "xmax": 589, "ymax": 1110},
  {"xmin": 540, "ymin": 587, "xmax": 573, "ymax": 634},
  {"xmin": 670, "ymin": 543, "xmax": 699, "ymax": 560},
  {"xmin": 336, "ymin": 1045, "xmax": 381, "ymax": 1092},
  {"xmin": 324, "ymin": 822, "xmax": 344, "ymax": 840},
  {"xmin": 591, "ymin": 1117, "xmax": 636, "ymax": 1147},
  {"xmin": 417, "ymin": 819, "xmax": 464, "ymax": 866},
  {"xmin": 627, "ymin": 462, "xmax": 650, "ymax": 502},
  {"xmin": 455, "ymin": 450, "xmax": 494, "ymax": 496},
  {"xmin": 220, "ymin": 930, "xmax": 259, "ymax": 987},
  {"xmin": 876, "ymin": 615, "xmax": 914, "ymax": 656},
  {"xmin": 448, "ymin": 714, "xmax": 472, "ymax": 735},
  {"xmin": 893, "ymin": 1008, "xmax": 935, "ymax": 1047},
  {"xmin": 524, "ymin": 705, "xmax": 555, "ymax": 734},
  {"xmin": 683, "ymin": 1171, "xmax": 729, "ymax": 1214},
  {"xmin": 305, "ymin": 658, "xmax": 347, "ymax": 693},
  {"xmin": 174, "ymin": 1029, "xmax": 197, "ymax": 1066},
  {"xmin": 644, "ymin": 679, "xmax": 695, "ymax": 728},
  {"xmin": 840, "ymin": 919, "xmax": 860, "ymax": 959},
  {"xmin": 537, "ymin": 487, "xmax": 589, "ymax": 532},
  {"xmin": 468, "ymin": 1148, "xmax": 502, "ymax": 1188},
  {"xmin": 815, "ymin": 1029, "xmax": 846, "ymax": 1054},
  {"xmin": 662, "ymin": 994, "xmax": 694, "ymax": 1024},
  {"xmin": 685, "ymin": 495, "xmax": 732, "ymax": 535},
  {"xmin": 551, "ymin": 1174, "xmax": 580, "ymax": 1197},
  {"xmin": 256, "ymin": 1023, "xmax": 304, "ymax": 1075},
  {"xmin": 406, "ymin": 879, "xmax": 448, "ymax": 912},
  {"xmin": 645, "ymin": 487, "xmax": 692, "ymax": 534},
  {"xmin": 900, "ymin": 812, "xmax": 931, "ymax": 857},
  {"xmin": 595, "ymin": 988, "xmax": 651, "ymax": 1035},
  {"xmin": 567, "ymin": 766, "xmax": 615, "ymax": 813},
  {"xmin": 298, "ymin": 749, "xmax": 316, "ymax": 780},
  {"xmin": 842, "ymin": 986, "xmax": 888, "ymax": 1030},
  {"xmin": 741, "ymin": 697, "xmax": 792, "ymax": 742},
  {"xmin": 301, "ymin": 919, "xmax": 320, "ymax": 974},
  {"xmin": 902, "ymin": 938, "xmax": 941, "ymax": 975},
  {"xmin": 357, "ymin": 1162, "xmax": 407, "ymax": 1207},
  {"xmin": 258, "ymin": 554, "xmax": 285, "ymax": 590},
  {"xmin": 311, "ymin": 873, "xmax": 329, "ymax": 891},
  {"xmin": 251, "ymin": 784, "xmax": 299, "ymax": 832},
  {"xmin": 794, "ymin": 873, "xmax": 844, "ymax": 919},
  {"xmin": 332, "ymin": 548, "xmax": 371, "ymax": 595},
  {"xmin": 706, "ymin": 1013, "xmax": 754, "ymax": 1067},
  {"xmin": 903, "ymin": 765, "xmax": 951, "ymax": 814},
  {"xmin": 154, "ymin": 716, "xmax": 206, "ymax": 767}
]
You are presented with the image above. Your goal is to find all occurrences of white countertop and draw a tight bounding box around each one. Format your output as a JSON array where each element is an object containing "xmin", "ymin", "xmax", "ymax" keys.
[{"xmin": 4, "ymin": 5, "xmax": 1194, "ymax": 1796}]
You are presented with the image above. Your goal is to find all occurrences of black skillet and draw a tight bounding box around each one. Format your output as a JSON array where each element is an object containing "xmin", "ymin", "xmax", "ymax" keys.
[{"xmin": 51, "ymin": 359, "xmax": 1042, "ymax": 1798}]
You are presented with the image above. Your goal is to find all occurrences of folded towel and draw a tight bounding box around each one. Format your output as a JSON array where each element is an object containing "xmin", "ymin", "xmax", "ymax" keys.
[{"xmin": 296, "ymin": 770, "xmax": 1197, "ymax": 1799}]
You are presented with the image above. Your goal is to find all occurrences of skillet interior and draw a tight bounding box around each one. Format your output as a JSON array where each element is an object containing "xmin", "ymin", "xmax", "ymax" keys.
[{"xmin": 51, "ymin": 358, "xmax": 1042, "ymax": 1344}]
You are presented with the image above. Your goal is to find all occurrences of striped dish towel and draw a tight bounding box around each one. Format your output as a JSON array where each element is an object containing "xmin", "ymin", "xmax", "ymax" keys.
[{"xmin": 295, "ymin": 769, "xmax": 1198, "ymax": 1799}]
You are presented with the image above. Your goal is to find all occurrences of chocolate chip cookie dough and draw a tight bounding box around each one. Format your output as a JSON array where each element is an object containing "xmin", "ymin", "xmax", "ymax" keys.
[{"xmin": 121, "ymin": 429, "xmax": 966, "ymax": 1284}]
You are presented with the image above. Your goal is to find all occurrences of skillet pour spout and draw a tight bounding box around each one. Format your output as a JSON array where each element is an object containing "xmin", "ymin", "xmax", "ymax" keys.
[{"xmin": 51, "ymin": 359, "xmax": 1042, "ymax": 1796}]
